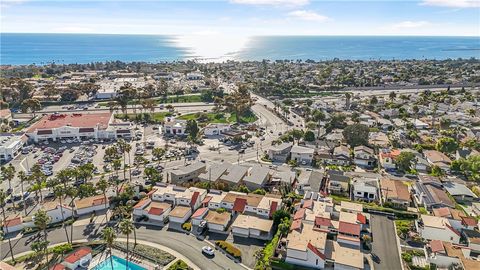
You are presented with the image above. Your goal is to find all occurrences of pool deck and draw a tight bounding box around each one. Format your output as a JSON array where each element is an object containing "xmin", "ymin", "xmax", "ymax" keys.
[{"xmin": 88, "ymin": 249, "xmax": 158, "ymax": 270}]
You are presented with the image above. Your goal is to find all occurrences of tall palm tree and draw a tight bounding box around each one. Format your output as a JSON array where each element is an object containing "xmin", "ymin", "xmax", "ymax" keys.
[
  {"xmin": 101, "ymin": 227, "xmax": 117, "ymax": 270},
  {"xmin": 119, "ymin": 218, "xmax": 135, "ymax": 268},
  {"xmin": 56, "ymin": 168, "xmax": 73, "ymax": 190},
  {"xmin": 30, "ymin": 164, "xmax": 46, "ymax": 202},
  {"xmin": 65, "ymin": 186, "xmax": 78, "ymax": 243},
  {"xmin": 0, "ymin": 189, "xmax": 16, "ymax": 262},
  {"xmin": 96, "ymin": 177, "xmax": 110, "ymax": 224},
  {"xmin": 17, "ymin": 171, "xmax": 29, "ymax": 215},
  {"xmin": 53, "ymin": 185, "xmax": 70, "ymax": 244},
  {"xmin": 1, "ymin": 164, "xmax": 16, "ymax": 190},
  {"xmin": 34, "ymin": 209, "xmax": 51, "ymax": 265}
]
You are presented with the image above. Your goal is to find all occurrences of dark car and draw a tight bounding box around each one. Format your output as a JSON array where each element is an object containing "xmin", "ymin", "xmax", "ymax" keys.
[{"xmin": 371, "ymin": 253, "xmax": 381, "ymax": 263}]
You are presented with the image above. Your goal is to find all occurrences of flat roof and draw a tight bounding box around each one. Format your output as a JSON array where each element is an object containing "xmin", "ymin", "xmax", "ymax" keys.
[
  {"xmin": 222, "ymin": 191, "xmax": 263, "ymax": 207},
  {"xmin": 287, "ymin": 222, "xmax": 326, "ymax": 252},
  {"xmin": 169, "ymin": 206, "xmax": 191, "ymax": 218},
  {"xmin": 331, "ymin": 241, "xmax": 363, "ymax": 269},
  {"xmin": 74, "ymin": 195, "xmax": 107, "ymax": 210},
  {"xmin": 27, "ymin": 112, "xmax": 112, "ymax": 132},
  {"xmin": 205, "ymin": 211, "xmax": 230, "ymax": 225},
  {"xmin": 231, "ymin": 214, "xmax": 273, "ymax": 232}
]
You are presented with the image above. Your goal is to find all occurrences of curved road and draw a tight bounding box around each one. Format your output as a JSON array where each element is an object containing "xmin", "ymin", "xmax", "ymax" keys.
[{"xmin": 1, "ymin": 223, "xmax": 244, "ymax": 270}]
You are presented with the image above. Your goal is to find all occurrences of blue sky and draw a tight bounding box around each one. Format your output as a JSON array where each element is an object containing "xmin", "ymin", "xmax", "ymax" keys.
[{"xmin": 1, "ymin": 0, "xmax": 479, "ymax": 36}]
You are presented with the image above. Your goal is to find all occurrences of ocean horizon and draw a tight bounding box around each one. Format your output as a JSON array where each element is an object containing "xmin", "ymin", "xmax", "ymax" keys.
[{"xmin": 1, "ymin": 33, "xmax": 479, "ymax": 65}]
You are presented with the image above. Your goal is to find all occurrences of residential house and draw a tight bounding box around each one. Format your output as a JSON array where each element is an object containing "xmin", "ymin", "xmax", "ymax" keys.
[
  {"xmin": 432, "ymin": 207, "xmax": 466, "ymax": 230},
  {"xmin": 423, "ymin": 150, "xmax": 452, "ymax": 172},
  {"xmin": 425, "ymin": 240, "xmax": 461, "ymax": 268},
  {"xmin": 456, "ymin": 148, "xmax": 479, "ymax": 160},
  {"xmin": 337, "ymin": 221, "xmax": 361, "ymax": 248},
  {"xmin": 74, "ymin": 195, "xmax": 109, "ymax": 216},
  {"xmin": 329, "ymin": 241, "xmax": 364, "ymax": 270},
  {"xmin": 327, "ymin": 170, "xmax": 350, "ymax": 195},
  {"xmin": 256, "ymin": 195, "xmax": 282, "ymax": 219},
  {"xmin": 217, "ymin": 191, "xmax": 264, "ymax": 215},
  {"xmin": 413, "ymin": 180, "xmax": 455, "ymax": 210},
  {"xmin": 380, "ymin": 179, "xmax": 411, "ymax": 209},
  {"xmin": 352, "ymin": 177, "xmax": 378, "ymax": 202},
  {"xmin": 231, "ymin": 214, "xmax": 274, "ymax": 240},
  {"xmin": 443, "ymin": 181, "xmax": 478, "ymax": 203},
  {"xmin": 353, "ymin": 145, "xmax": 376, "ymax": 168},
  {"xmin": 219, "ymin": 164, "xmax": 249, "ymax": 186},
  {"xmin": 285, "ymin": 222, "xmax": 327, "ymax": 269},
  {"xmin": 369, "ymin": 132, "xmax": 390, "ymax": 147},
  {"xmin": 169, "ymin": 162, "xmax": 206, "ymax": 184},
  {"xmin": 133, "ymin": 198, "xmax": 172, "ymax": 224},
  {"xmin": 168, "ymin": 206, "xmax": 192, "ymax": 225},
  {"xmin": 296, "ymin": 169, "xmax": 324, "ymax": 195},
  {"xmin": 267, "ymin": 143, "xmax": 293, "ymax": 162},
  {"xmin": 291, "ymin": 145, "xmax": 314, "ymax": 165},
  {"xmin": 40, "ymin": 200, "xmax": 74, "ymax": 224},
  {"xmin": 198, "ymin": 162, "xmax": 230, "ymax": 182},
  {"xmin": 332, "ymin": 145, "xmax": 351, "ymax": 166},
  {"xmin": 152, "ymin": 185, "xmax": 206, "ymax": 210},
  {"xmin": 378, "ymin": 149, "xmax": 401, "ymax": 170},
  {"xmin": 417, "ymin": 215, "xmax": 461, "ymax": 244},
  {"xmin": 203, "ymin": 210, "xmax": 231, "ymax": 233},
  {"xmin": 242, "ymin": 165, "xmax": 271, "ymax": 190}
]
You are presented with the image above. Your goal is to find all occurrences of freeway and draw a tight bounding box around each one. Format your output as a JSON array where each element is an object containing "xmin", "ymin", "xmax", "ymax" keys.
[{"xmin": 1, "ymin": 223, "xmax": 245, "ymax": 270}]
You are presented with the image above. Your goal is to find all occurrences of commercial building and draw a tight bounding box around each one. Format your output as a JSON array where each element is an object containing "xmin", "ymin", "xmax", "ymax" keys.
[
  {"xmin": 0, "ymin": 133, "xmax": 26, "ymax": 162},
  {"xmin": 26, "ymin": 112, "xmax": 132, "ymax": 142},
  {"xmin": 169, "ymin": 162, "xmax": 207, "ymax": 184}
]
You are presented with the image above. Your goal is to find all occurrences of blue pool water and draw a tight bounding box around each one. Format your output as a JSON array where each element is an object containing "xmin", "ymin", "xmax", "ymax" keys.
[{"xmin": 93, "ymin": 255, "xmax": 146, "ymax": 270}]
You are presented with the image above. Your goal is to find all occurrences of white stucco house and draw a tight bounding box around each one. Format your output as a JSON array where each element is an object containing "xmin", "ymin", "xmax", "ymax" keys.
[{"xmin": 74, "ymin": 195, "xmax": 109, "ymax": 216}]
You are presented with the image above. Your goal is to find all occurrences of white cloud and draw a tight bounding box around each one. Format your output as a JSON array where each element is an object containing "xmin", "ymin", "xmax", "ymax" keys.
[
  {"xmin": 421, "ymin": 0, "xmax": 480, "ymax": 8},
  {"xmin": 391, "ymin": 20, "xmax": 430, "ymax": 29},
  {"xmin": 231, "ymin": 0, "xmax": 309, "ymax": 7},
  {"xmin": 288, "ymin": 10, "xmax": 329, "ymax": 22}
]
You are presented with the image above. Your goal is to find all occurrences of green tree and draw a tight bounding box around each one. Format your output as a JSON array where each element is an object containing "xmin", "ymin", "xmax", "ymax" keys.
[
  {"xmin": 252, "ymin": 189, "xmax": 266, "ymax": 195},
  {"xmin": 389, "ymin": 91, "xmax": 397, "ymax": 101},
  {"xmin": 34, "ymin": 209, "xmax": 52, "ymax": 265},
  {"xmin": 119, "ymin": 218, "xmax": 135, "ymax": 269},
  {"xmin": 290, "ymin": 129, "xmax": 304, "ymax": 145},
  {"xmin": 53, "ymin": 185, "xmax": 70, "ymax": 244},
  {"xmin": 186, "ymin": 119, "xmax": 199, "ymax": 140},
  {"xmin": 435, "ymin": 137, "xmax": 459, "ymax": 154},
  {"xmin": 1, "ymin": 164, "xmax": 15, "ymax": 190},
  {"xmin": 144, "ymin": 167, "xmax": 162, "ymax": 185},
  {"xmin": 304, "ymin": 130, "xmax": 315, "ymax": 142},
  {"xmin": 430, "ymin": 165, "xmax": 445, "ymax": 177},
  {"xmin": 102, "ymin": 227, "xmax": 117, "ymax": 270},
  {"xmin": 343, "ymin": 124, "xmax": 369, "ymax": 147},
  {"xmin": 0, "ymin": 189, "xmax": 15, "ymax": 262},
  {"xmin": 96, "ymin": 177, "xmax": 110, "ymax": 224},
  {"xmin": 394, "ymin": 152, "xmax": 416, "ymax": 172},
  {"xmin": 21, "ymin": 98, "xmax": 42, "ymax": 117}
]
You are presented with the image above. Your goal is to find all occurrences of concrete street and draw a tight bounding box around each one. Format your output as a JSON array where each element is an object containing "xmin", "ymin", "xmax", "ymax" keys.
[
  {"xmin": 1, "ymin": 223, "xmax": 244, "ymax": 270},
  {"xmin": 370, "ymin": 215, "xmax": 402, "ymax": 270}
]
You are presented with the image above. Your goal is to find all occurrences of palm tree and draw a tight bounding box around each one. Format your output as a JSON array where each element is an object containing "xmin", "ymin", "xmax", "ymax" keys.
[
  {"xmin": 345, "ymin": 92, "xmax": 351, "ymax": 110},
  {"xmin": 17, "ymin": 171, "xmax": 29, "ymax": 215},
  {"xmin": 96, "ymin": 177, "xmax": 110, "ymax": 224},
  {"xmin": 119, "ymin": 218, "xmax": 135, "ymax": 268},
  {"xmin": 56, "ymin": 168, "xmax": 73, "ymax": 190},
  {"xmin": 0, "ymin": 189, "xmax": 16, "ymax": 262},
  {"xmin": 1, "ymin": 164, "xmax": 16, "ymax": 190},
  {"xmin": 53, "ymin": 185, "xmax": 70, "ymax": 244},
  {"xmin": 65, "ymin": 186, "xmax": 78, "ymax": 243},
  {"xmin": 30, "ymin": 164, "xmax": 46, "ymax": 202},
  {"xmin": 34, "ymin": 209, "xmax": 51, "ymax": 265},
  {"xmin": 101, "ymin": 227, "xmax": 117, "ymax": 270}
]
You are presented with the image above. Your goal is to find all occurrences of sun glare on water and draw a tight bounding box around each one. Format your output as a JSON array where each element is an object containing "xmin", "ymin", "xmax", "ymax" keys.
[{"xmin": 172, "ymin": 32, "xmax": 250, "ymax": 62}]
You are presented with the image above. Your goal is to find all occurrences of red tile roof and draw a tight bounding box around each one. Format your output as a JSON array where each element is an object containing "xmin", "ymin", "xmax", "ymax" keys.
[
  {"xmin": 27, "ymin": 113, "xmax": 112, "ymax": 133},
  {"xmin": 146, "ymin": 189, "xmax": 157, "ymax": 197},
  {"xmin": 462, "ymin": 217, "xmax": 477, "ymax": 227},
  {"xmin": 290, "ymin": 219, "xmax": 302, "ymax": 231},
  {"xmin": 190, "ymin": 191, "xmax": 200, "ymax": 207},
  {"xmin": 148, "ymin": 207, "xmax": 164, "ymax": 216},
  {"xmin": 192, "ymin": 207, "xmax": 208, "ymax": 219},
  {"xmin": 430, "ymin": 240, "xmax": 444, "ymax": 253},
  {"xmin": 201, "ymin": 196, "xmax": 212, "ymax": 205},
  {"xmin": 357, "ymin": 213, "xmax": 367, "ymax": 224},
  {"xmin": 315, "ymin": 216, "xmax": 333, "ymax": 227},
  {"xmin": 64, "ymin": 247, "xmax": 91, "ymax": 263},
  {"xmin": 232, "ymin": 198, "xmax": 247, "ymax": 213},
  {"xmin": 293, "ymin": 208, "xmax": 306, "ymax": 220},
  {"xmin": 433, "ymin": 207, "xmax": 451, "ymax": 218},
  {"xmin": 307, "ymin": 242, "xmax": 326, "ymax": 260},
  {"xmin": 269, "ymin": 201, "xmax": 278, "ymax": 218},
  {"xmin": 302, "ymin": 199, "xmax": 313, "ymax": 209},
  {"xmin": 4, "ymin": 217, "xmax": 22, "ymax": 227},
  {"xmin": 338, "ymin": 222, "xmax": 361, "ymax": 236},
  {"xmin": 446, "ymin": 223, "xmax": 461, "ymax": 236},
  {"xmin": 133, "ymin": 198, "xmax": 149, "ymax": 209}
]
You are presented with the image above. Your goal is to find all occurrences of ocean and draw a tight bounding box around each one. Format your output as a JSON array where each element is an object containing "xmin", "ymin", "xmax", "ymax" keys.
[{"xmin": 1, "ymin": 33, "xmax": 479, "ymax": 65}]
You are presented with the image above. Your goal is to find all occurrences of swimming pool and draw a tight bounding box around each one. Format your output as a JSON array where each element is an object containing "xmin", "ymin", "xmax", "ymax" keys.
[{"xmin": 92, "ymin": 255, "xmax": 146, "ymax": 270}]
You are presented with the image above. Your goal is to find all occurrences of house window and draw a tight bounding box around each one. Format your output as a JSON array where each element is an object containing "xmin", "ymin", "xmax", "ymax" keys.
[{"xmin": 316, "ymin": 259, "xmax": 318, "ymax": 265}]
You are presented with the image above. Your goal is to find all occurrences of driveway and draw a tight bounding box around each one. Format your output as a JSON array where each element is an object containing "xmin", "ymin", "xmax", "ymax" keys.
[
  {"xmin": 1, "ymin": 223, "xmax": 244, "ymax": 270},
  {"xmin": 370, "ymin": 215, "xmax": 403, "ymax": 270}
]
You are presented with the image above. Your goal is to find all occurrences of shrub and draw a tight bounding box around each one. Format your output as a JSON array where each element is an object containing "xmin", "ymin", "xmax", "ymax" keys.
[
  {"xmin": 182, "ymin": 222, "xmax": 191, "ymax": 231},
  {"xmin": 167, "ymin": 259, "xmax": 191, "ymax": 270},
  {"xmin": 216, "ymin": 207, "xmax": 226, "ymax": 214},
  {"xmin": 215, "ymin": 240, "xmax": 241, "ymax": 259},
  {"xmin": 51, "ymin": 243, "xmax": 73, "ymax": 254}
]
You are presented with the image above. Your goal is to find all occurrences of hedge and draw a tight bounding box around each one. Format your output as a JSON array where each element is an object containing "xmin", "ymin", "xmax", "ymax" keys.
[
  {"xmin": 215, "ymin": 240, "xmax": 241, "ymax": 259},
  {"xmin": 182, "ymin": 222, "xmax": 192, "ymax": 231}
]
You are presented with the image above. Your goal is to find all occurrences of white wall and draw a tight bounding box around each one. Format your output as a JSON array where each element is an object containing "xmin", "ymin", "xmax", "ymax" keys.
[
  {"xmin": 232, "ymin": 227, "xmax": 249, "ymax": 237},
  {"xmin": 286, "ymin": 248, "xmax": 324, "ymax": 269},
  {"xmin": 75, "ymin": 203, "xmax": 109, "ymax": 217},
  {"xmin": 47, "ymin": 206, "xmax": 74, "ymax": 223},
  {"xmin": 334, "ymin": 263, "xmax": 361, "ymax": 270}
]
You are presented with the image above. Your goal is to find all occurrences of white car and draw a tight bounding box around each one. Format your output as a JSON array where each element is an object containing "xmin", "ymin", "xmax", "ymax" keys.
[{"xmin": 202, "ymin": 246, "xmax": 214, "ymax": 256}]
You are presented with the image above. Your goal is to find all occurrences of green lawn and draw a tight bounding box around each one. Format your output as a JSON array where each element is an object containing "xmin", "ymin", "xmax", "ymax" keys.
[
  {"xmin": 98, "ymin": 94, "xmax": 203, "ymax": 107},
  {"xmin": 228, "ymin": 110, "xmax": 258, "ymax": 123},
  {"xmin": 177, "ymin": 112, "xmax": 229, "ymax": 123},
  {"xmin": 115, "ymin": 112, "xmax": 173, "ymax": 122}
]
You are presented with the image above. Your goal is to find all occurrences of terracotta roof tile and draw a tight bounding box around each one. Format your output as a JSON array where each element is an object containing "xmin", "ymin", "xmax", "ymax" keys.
[{"xmin": 64, "ymin": 247, "xmax": 91, "ymax": 263}]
